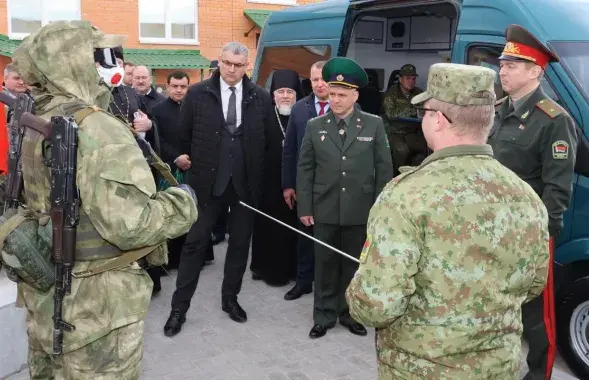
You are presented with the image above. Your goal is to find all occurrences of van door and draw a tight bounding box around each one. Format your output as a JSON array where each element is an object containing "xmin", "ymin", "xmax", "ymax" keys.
[
  {"xmin": 452, "ymin": 0, "xmax": 583, "ymax": 246},
  {"xmin": 341, "ymin": 0, "xmax": 463, "ymax": 57}
]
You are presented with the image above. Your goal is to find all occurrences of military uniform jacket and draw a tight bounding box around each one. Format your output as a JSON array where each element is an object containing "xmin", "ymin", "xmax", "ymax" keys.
[
  {"xmin": 381, "ymin": 83, "xmax": 423, "ymax": 133},
  {"xmin": 488, "ymin": 86, "xmax": 577, "ymax": 237},
  {"xmin": 345, "ymin": 145, "xmax": 550, "ymax": 379},
  {"xmin": 296, "ymin": 108, "xmax": 393, "ymax": 225}
]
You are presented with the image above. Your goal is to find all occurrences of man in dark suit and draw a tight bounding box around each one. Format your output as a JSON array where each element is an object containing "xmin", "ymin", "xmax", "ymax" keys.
[
  {"xmin": 281, "ymin": 60, "xmax": 329, "ymax": 301},
  {"xmin": 297, "ymin": 57, "xmax": 394, "ymax": 339},
  {"xmin": 164, "ymin": 42, "xmax": 273, "ymax": 337},
  {"xmin": 152, "ymin": 71, "xmax": 191, "ymax": 270}
]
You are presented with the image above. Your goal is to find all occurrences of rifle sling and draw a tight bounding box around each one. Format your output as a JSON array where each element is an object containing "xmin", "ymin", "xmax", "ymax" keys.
[{"xmin": 72, "ymin": 244, "xmax": 159, "ymax": 278}]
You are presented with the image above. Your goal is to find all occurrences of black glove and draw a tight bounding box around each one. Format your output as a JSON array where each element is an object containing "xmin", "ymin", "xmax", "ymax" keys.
[{"xmin": 177, "ymin": 184, "xmax": 198, "ymax": 206}]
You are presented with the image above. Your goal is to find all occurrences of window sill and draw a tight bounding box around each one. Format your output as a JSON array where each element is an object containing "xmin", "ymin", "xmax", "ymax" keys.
[
  {"xmin": 139, "ymin": 38, "xmax": 200, "ymax": 46},
  {"xmin": 246, "ymin": 0, "xmax": 298, "ymax": 5},
  {"xmin": 8, "ymin": 33, "xmax": 29, "ymax": 41}
]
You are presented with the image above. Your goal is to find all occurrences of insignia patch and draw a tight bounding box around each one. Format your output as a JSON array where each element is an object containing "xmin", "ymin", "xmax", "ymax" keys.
[
  {"xmin": 319, "ymin": 130, "xmax": 327, "ymax": 134},
  {"xmin": 521, "ymin": 110, "xmax": 529, "ymax": 119},
  {"xmin": 336, "ymin": 74, "xmax": 344, "ymax": 82},
  {"xmin": 320, "ymin": 135, "xmax": 325, "ymax": 142},
  {"xmin": 359, "ymin": 235, "xmax": 372, "ymax": 263},
  {"xmin": 357, "ymin": 136, "xmax": 374, "ymax": 142},
  {"xmin": 552, "ymin": 140, "xmax": 569, "ymax": 159},
  {"xmin": 519, "ymin": 124, "xmax": 525, "ymax": 130}
]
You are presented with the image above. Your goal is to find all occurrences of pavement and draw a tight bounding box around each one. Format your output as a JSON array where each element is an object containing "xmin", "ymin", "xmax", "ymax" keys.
[{"xmin": 6, "ymin": 240, "xmax": 581, "ymax": 380}]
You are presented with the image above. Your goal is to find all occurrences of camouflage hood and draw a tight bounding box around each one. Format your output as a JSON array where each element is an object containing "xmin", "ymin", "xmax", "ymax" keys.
[{"xmin": 11, "ymin": 20, "xmax": 126, "ymax": 115}]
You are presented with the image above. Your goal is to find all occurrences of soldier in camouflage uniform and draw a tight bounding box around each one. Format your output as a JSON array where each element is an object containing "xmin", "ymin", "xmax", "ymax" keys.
[
  {"xmin": 346, "ymin": 63, "xmax": 550, "ymax": 379},
  {"xmin": 10, "ymin": 21, "xmax": 198, "ymax": 379},
  {"xmin": 381, "ymin": 64, "xmax": 427, "ymax": 174}
]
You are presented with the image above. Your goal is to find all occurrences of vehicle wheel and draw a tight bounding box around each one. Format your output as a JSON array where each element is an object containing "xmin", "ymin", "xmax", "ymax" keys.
[{"xmin": 556, "ymin": 277, "xmax": 589, "ymax": 378}]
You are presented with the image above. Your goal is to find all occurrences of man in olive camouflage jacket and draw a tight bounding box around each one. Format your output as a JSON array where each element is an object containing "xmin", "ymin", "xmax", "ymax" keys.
[{"xmin": 346, "ymin": 63, "xmax": 550, "ymax": 380}]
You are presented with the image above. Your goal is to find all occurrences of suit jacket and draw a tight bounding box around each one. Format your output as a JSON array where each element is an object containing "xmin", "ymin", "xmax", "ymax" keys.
[
  {"xmin": 152, "ymin": 97, "xmax": 183, "ymax": 172},
  {"xmin": 296, "ymin": 107, "xmax": 394, "ymax": 225},
  {"xmin": 281, "ymin": 94, "xmax": 320, "ymax": 190}
]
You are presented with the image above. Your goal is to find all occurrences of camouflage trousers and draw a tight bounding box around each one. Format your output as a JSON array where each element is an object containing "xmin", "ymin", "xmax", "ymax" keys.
[
  {"xmin": 27, "ymin": 320, "xmax": 144, "ymax": 380},
  {"xmin": 389, "ymin": 131, "xmax": 428, "ymax": 175}
]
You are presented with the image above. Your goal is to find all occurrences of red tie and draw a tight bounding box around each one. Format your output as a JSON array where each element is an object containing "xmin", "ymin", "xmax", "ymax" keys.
[{"xmin": 318, "ymin": 101, "xmax": 327, "ymax": 115}]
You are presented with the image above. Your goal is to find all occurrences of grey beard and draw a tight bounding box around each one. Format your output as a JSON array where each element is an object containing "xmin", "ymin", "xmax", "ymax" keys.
[{"xmin": 277, "ymin": 104, "xmax": 292, "ymax": 116}]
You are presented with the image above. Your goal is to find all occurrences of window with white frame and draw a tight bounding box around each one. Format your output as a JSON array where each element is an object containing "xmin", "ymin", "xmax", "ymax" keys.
[
  {"xmin": 247, "ymin": 0, "xmax": 298, "ymax": 5},
  {"xmin": 8, "ymin": 0, "xmax": 81, "ymax": 39},
  {"xmin": 139, "ymin": 0, "xmax": 198, "ymax": 45}
]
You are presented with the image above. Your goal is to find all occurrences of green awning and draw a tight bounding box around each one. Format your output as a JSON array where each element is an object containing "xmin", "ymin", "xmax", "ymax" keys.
[
  {"xmin": 0, "ymin": 34, "xmax": 22, "ymax": 57},
  {"xmin": 124, "ymin": 49, "xmax": 210, "ymax": 69},
  {"xmin": 244, "ymin": 9, "xmax": 272, "ymax": 29}
]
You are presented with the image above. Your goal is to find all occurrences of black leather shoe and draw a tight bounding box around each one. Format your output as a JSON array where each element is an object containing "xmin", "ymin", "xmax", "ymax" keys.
[
  {"xmin": 222, "ymin": 299, "xmax": 247, "ymax": 323},
  {"xmin": 309, "ymin": 324, "xmax": 333, "ymax": 339},
  {"xmin": 164, "ymin": 309, "xmax": 186, "ymax": 337},
  {"xmin": 340, "ymin": 320, "xmax": 367, "ymax": 336},
  {"xmin": 284, "ymin": 284, "xmax": 312, "ymax": 301},
  {"xmin": 211, "ymin": 233, "xmax": 225, "ymax": 245}
]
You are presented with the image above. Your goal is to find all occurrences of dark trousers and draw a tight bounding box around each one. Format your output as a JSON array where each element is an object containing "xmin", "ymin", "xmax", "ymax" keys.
[
  {"xmin": 213, "ymin": 206, "xmax": 229, "ymax": 237},
  {"xmin": 166, "ymin": 233, "xmax": 187, "ymax": 269},
  {"xmin": 313, "ymin": 223, "xmax": 365, "ymax": 326},
  {"xmin": 296, "ymin": 222, "xmax": 315, "ymax": 289},
  {"xmin": 522, "ymin": 238, "xmax": 556, "ymax": 380},
  {"xmin": 171, "ymin": 183, "xmax": 255, "ymax": 314}
]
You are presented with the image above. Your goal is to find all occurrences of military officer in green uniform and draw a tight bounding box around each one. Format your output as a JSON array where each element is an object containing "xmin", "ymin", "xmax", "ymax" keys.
[
  {"xmin": 297, "ymin": 57, "xmax": 394, "ymax": 339},
  {"xmin": 381, "ymin": 64, "xmax": 427, "ymax": 174},
  {"xmin": 488, "ymin": 24, "xmax": 578, "ymax": 380}
]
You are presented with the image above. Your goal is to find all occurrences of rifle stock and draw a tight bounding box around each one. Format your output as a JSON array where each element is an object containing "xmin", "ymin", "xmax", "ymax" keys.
[
  {"xmin": 0, "ymin": 91, "xmax": 15, "ymax": 109},
  {"xmin": 21, "ymin": 112, "xmax": 51, "ymax": 138}
]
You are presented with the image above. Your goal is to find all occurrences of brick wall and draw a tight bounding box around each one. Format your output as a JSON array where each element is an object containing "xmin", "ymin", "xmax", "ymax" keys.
[{"xmin": 0, "ymin": 0, "xmax": 322, "ymax": 87}]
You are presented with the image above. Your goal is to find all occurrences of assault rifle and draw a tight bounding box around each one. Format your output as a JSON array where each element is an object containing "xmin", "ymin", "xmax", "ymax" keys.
[
  {"xmin": 44, "ymin": 116, "xmax": 79, "ymax": 355},
  {"xmin": 0, "ymin": 92, "xmax": 78, "ymax": 355},
  {"xmin": 0, "ymin": 92, "xmax": 34, "ymax": 211}
]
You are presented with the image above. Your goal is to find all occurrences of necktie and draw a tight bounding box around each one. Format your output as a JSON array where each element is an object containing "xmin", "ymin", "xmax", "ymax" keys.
[
  {"xmin": 338, "ymin": 119, "xmax": 346, "ymax": 142},
  {"xmin": 318, "ymin": 101, "xmax": 327, "ymax": 115},
  {"xmin": 227, "ymin": 86, "xmax": 237, "ymax": 133}
]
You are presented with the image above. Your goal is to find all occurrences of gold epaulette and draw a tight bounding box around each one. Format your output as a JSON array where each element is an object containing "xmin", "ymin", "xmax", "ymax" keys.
[{"xmin": 536, "ymin": 98, "xmax": 563, "ymax": 119}]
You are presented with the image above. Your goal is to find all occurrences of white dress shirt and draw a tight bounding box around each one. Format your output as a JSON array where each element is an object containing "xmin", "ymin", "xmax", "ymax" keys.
[
  {"xmin": 220, "ymin": 77, "xmax": 243, "ymax": 128},
  {"xmin": 314, "ymin": 96, "xmax": 330, "ymax": 115}
]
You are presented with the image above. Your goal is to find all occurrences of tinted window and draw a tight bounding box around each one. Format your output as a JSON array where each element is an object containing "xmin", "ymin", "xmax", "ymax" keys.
[
  {"xmin": 257, "ymin": 45, "xmax": 332, "ymax": 91},
  {"xmin": 551, "ymin": 41, "xmax": 589, "ymax": 100},
  {"xmin": 467, "ymin": 45, "xmax": 561, "ymax": 104}
]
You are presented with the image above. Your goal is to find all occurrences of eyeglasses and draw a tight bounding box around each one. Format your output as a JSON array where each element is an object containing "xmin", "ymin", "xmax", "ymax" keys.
[
  {"xmin": 221, "ymin": 59, "xmax": 248, "ymax": 69},
  {"xmin": 416, "ymin": 107, "xmax": 453, "ymax": 123}
]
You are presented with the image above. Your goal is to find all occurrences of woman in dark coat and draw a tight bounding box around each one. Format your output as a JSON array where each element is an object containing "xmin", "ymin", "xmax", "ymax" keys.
[{"xmin": 250, "ymin": 69, "xmax": 304, "ymax": 286}]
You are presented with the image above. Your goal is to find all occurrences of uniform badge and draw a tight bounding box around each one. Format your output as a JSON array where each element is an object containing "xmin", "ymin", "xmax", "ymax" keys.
[
  {"xmin": 552, "ymin": 140, "xmax": 569, "ymax": 159},
  {"xmin": 519, "ymin": 124, "xmax": 525, "ymax": 130},
  {"xmin": 339, "ymin": 129, "xmax": 345, "ymax": 135},
  {"xmin": 320, "ymin": 135, "xmax": 325, "ymax": 142},
  {"xmin": 521, "ymin": 110, "xmax": 529, "ymax": 119},
  {"xmin": 336, "ymin": 74, "xmax": 344, "ymax": 82},
  {"xmin": 359, "ymin": 235, "xmax": 372, "ymax": 263}
]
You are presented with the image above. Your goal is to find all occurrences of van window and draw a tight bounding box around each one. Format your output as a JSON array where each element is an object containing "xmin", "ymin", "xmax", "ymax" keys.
[
  {"xmin": 551, "ymin": 41, "xmax": 589, "ymax": 101},
  {"xmin": 257, "ymin": 45, "xmax": 332, "ymax": 90},
  {"xmin": 467, "ymin": 44, "xmax": 561, "ymax": 104}
]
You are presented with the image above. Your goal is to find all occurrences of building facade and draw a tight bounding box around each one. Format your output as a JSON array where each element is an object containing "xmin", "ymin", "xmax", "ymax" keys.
[{"xmin": 0, "ymin": 0, "xmax": 321, "ymax": 90}]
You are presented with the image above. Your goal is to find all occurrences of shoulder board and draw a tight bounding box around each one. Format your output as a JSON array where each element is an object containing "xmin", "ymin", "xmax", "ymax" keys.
[
  {"xmin": 536, "ymin": 98, "xmax": 563, "ymax": 119},
  {"xmin": 308, "ymin": 113, "xmax": 327, "ymax": 124},
  {"xmin": 359, "ymin": 110, "xmax": 381, "ymax": 120},
  {"xmin": 495, "ymin": 97, "xmax": 507, "ymax": 107}
]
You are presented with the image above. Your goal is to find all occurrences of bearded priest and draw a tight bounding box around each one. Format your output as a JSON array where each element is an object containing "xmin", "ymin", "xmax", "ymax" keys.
[{"xmin": 250, "ymin": 69, "xmax": 304, "ymax": 286}]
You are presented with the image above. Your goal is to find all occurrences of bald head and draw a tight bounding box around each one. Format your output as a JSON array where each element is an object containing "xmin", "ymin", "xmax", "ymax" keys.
[{"xmin": 132, "ymin": 65, "xmax": 152, "ymax": 94}]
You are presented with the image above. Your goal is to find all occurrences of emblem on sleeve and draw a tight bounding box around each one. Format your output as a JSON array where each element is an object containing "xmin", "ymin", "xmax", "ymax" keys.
[
  {"xmin": 552, "ymin": 140, "xmax": 569, "ymax": 160},
  {"xmin": 359, "ymin": 234, "xmax": 372, "ymax": 263}
]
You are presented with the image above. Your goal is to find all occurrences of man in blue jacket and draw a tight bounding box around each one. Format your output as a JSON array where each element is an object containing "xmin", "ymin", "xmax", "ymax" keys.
[{"xmin": 281, "ymin": 60, "xmax": 330, "ymax": 301}]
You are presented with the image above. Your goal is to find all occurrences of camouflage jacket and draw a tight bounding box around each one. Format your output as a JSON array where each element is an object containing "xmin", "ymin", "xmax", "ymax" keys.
[
  {"xmin": 381, "ymin": 83, "xmax": 423, "ymax": 133},
  {"xmin": 11, "ymin": 21, "xmax": 198, "ymax": 354},
  {"xmin": 346, "ymin": 144, "xmax": 550, "ymax": 380}
]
